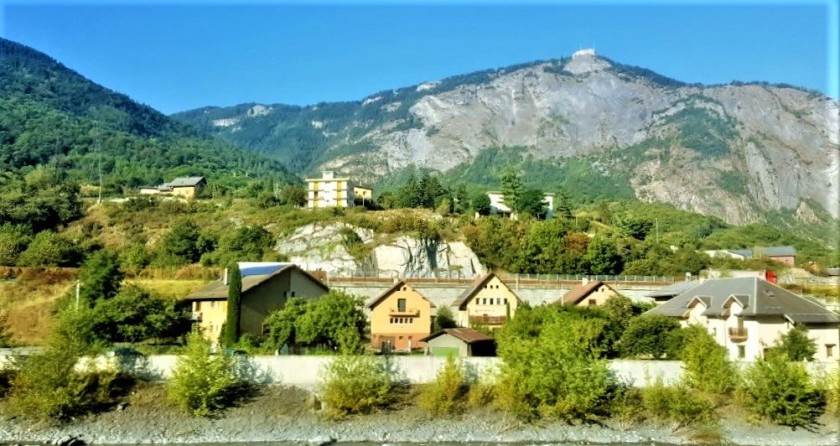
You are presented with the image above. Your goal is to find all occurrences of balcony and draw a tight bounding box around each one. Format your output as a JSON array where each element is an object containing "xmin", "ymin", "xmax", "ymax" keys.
[
  {"xmin": 469, "ymin": 315, "xmax": 507, "ymax": 326},
  {"xmin": 389, "ymin": 307, "xmax": 420, "ymax": 317},
  {"xmin": 728, "ymin": 327, "xmax": 748, "ymax": 342}
]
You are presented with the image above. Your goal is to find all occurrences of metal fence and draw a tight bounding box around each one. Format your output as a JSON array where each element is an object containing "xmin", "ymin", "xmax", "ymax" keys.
[{"xmin": 326, "ymin": 270, "xmax": 676, "ymax": 285}]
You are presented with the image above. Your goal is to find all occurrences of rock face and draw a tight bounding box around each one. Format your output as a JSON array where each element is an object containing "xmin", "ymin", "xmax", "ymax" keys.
[
  {"xmin": 274, "ymin": 223, "xmax": 485, "ymax": 278},
  {"xmin": 174, "ymin": 51, "xmax": 839, "ymax": 226}
]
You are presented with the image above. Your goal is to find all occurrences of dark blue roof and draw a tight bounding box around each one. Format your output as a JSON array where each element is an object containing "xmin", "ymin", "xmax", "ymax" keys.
[{"xmin": 240, "ymin": 264, "xmax": 288, "ymax": 277}]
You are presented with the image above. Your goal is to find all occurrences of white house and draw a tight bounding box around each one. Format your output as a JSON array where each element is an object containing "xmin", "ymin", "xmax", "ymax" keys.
[
  {"xmin": 647, "ymin": 277, "xmax": 839, "ymax": 362},
  {"xmin": 487, "ymin": 191, "xmax": 554, "ymax": 219}
]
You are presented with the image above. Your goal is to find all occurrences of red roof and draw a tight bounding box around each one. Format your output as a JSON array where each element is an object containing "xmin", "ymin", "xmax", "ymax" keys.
[{"xmin": 420, "ymin": 328, "xmax": 494, "ymax": 344}]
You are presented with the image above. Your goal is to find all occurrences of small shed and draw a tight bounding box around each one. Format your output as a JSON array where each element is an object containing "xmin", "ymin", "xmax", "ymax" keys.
[{"xmin": 420, "ymin": 328, "xmax": 496, "ymax": 357}]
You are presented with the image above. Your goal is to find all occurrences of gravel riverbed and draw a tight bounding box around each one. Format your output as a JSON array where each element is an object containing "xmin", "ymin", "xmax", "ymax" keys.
[{"xmin": 0, "ymin": 384, "xmax": 837, "ymax": 446}]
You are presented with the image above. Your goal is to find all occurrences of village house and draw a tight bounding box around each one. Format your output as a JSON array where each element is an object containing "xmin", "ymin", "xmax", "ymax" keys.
[
  {"xmin": 646, "ymin": 280, "xmax": 701, "ymax": 305},
  {"xmin": 353, "ymin": 185, "xmax": 374, "ymax": 206},
  {"xmin": 139, "ymin": 176, "xmax": 206, "ymax": 200},
  {"xmin": 421, "ymin": 328, "xmax": 496, "ymax": 357},
  {"xmin": 183, "ymin": 262, "xmax": 329, "ymax": 341},
  {"xmin": 647, "ymin": 277, "xmax": 839, "ymax": 361},
  {"xmin": 367, "ymin": 280, "xmax": 435, "ymax": 352},
  {"xmin": 486, "ymin": 191, "xmax": 555, "ymax": 219},
  {"xmin": 452, "ymin": 272, "xmax": 521, "ymax": 330},
  {"xmin": 305, "ymin": 171, "xmax": 356, "ymax": 208},
  {"xmin": 557, "ymin": 280, "xmax": 622, "ymax": 306}
]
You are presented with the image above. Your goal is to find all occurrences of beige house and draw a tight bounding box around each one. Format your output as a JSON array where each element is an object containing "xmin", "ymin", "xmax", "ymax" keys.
[
  {"xmin": 557, "ymin": 280, "xmax": 621, "ymax": 306},
  {"xmin": 647, "ymin": 277, "xmax": 839, "ymax": 361},
  {"xmin": 486, "ymin": 191, "xmax": 555, "ymax": 219},
  {"xmin": 305, "ymin": 171, "xmax": 355, "ymax": 208},
  {"xmin": 367, "ymin": 281, "xmax": 434, "ymax": 352},
  {"xmin": 184, "ymin": 262, "xmax": 329, "ymax": 341},
  {"xmin": 139, "ymin": 176, "xmax": 206, "ymax": 200},
  {"xmin": 353, "ymin": 185, "xmax": 373, "ymax": 205},
  {"xmin": 452, "ymin": 272, "xmax": 521, "ymax": 330}
]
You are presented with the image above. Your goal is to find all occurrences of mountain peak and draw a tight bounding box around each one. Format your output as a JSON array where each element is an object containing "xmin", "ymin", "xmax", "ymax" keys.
[{"xmin": 565, "ymin": 48, "xmax": 611, "ymax": 74}]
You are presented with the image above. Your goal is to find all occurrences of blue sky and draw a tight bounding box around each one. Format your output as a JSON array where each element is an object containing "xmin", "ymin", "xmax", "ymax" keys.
[{"xmin": 2, "ymin": 1, "xmax": 837, "ymax": 114}]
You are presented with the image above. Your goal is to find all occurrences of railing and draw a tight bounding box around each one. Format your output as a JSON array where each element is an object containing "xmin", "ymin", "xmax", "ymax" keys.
[
  {"xmin": 469, "ymin": 315, "xmax": 507, "ymax": 325},
  {"xmin": 728, "ymin": 327, "xmax": 748, "ymax": 342},
  {"xmin": 327, "ymin": 270, "xmax": 677, "ymax": 286},
  {"xmin": 389, "ymin": 308, "xmax": 420, "ymax": 317}
]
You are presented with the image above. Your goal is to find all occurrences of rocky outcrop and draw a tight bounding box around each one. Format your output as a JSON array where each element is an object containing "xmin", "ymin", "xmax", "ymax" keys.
[{"xmin": 274, "ymin": 223, "xmax": 485, "ymax": 278}]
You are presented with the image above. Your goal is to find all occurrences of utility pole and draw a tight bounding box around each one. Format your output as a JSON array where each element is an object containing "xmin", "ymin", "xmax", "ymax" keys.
[
  {"xmin": 97, "ymin": 140, "xmax": 103, "ymax": 204},
  {"xmin": 75, "ymin": 280, "xmax": 81, "ymax": 311}
]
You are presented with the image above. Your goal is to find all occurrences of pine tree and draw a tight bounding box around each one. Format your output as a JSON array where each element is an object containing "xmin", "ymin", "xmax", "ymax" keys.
[
  {"xmin": 499, "ymin": 166, "xmax": 524, "ymax": 212},
  {"xmin": 223, "ymin": 264, "xmax": 242, "ymax": 347}
]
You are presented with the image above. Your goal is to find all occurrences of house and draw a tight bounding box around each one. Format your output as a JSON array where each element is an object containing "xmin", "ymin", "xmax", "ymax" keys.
[
  {"xmin": 646, "ymin": 277, "xmax": 839, "ymax": 361},
  {"xmin": 138, "ymin": 176, "xmax": 206, "ymax": 200},
  {"xmin": 168, "ymin": 176, "xmax": 207, "ymax": 199},
  {"xmin": 366, "ymin": 281, "xmax": 435, "ymax": 352},
  {"xmin": 353, "ymin": 185, "xmax": 374, "ymax": 205},
  {"xmin": 487, "ymin": 191, "xmax": 555, "ymax": 219},
  {"xmin": 557, "ymin": 280, "xmax": 621, "ymax": 306},
  {"xmin": 452, "ymin": 272, "xmax": 521, "ymax": 330},
  {"xmin": 183, "ymin": 262, "xmax": 329, "ymax": 341},
  {"xmin": 305, "ymin": 171, "xmax": 355, "ymax": 208},
  {"xmin": 421, "ymin": 328, "xmax": 496, "ymax": 357},
  {"xmin": 703, "ymin": 246, "xmax": 796, "ymax": 266}
]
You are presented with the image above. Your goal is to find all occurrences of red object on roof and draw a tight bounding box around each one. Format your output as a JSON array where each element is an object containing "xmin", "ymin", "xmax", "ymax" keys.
[{"xmin": 764, "ymin": 270, "xmax": 777, "ymax": 284}]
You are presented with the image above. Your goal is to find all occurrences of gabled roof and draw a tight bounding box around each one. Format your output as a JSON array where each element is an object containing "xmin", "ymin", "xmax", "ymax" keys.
[
  {"xmin": 365, "ymin": 281, "xmax": 435, "ymax": 310},
  {"xmin": 646, "ymin": 277, "xmax": 838, "ymax": 324},
  {"xmin": 557, "ymin": 280, "xmax": 618, "ymax": 305},
  {"xmin": 759, "ymin": 246, "xmax": 797, "ymax": 257},
  {"xmin": 451, "ymin": 272, "xmax": 518, "ymax": 310},
  {"xmin": 168, "ymin": 176, "xmax": 206, "ymax": 187},
  {"xmin": 184, "ymin": 263, "xmax": 328, "ymax": 301},
  {"xmin": 420, "ymin": 328, "xmax": 494, "ymax": 344}
]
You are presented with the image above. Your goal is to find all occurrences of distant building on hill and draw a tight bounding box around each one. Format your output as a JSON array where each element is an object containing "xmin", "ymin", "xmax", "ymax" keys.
[
  {"xmin": 305, "ymin": 171, "xmax": 360, "ymax": 208},
  {"xmin": 139, "ymin": 176, "xmax": 206, "ymax": 200},
  {"xmin": 486, "ymin": 191, "xmax": 554, "ymax": 219},
  {"xmin": 703, "ymin": 246, "xmax": 796, "ymax": 266}
]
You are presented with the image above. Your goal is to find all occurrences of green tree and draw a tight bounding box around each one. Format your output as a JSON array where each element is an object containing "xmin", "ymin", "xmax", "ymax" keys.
[
  {"xmin": 586, "ymin": 235, "xmax": 623, "ymax": 275},
  {"xmin": 208, "ymin": 225, "xmax": 273, "ymax": 266},
  {"xmin": 16, "ymin": 231, "xmax": 82, "ymax": 267},
  {"xmin": 499, "ymin": 166, "xmax": 523, "ymax": 212},
  {"xmin": 432, "ymin": 306, "xmax": 457, "ymax": 332},
  {"xmin": 224, "ymin": 264, "xmax": 242, "ymax": 347},
  {"xmin": 264, "ymin": 298, "xmax": 309, "ymax": 352},
  {"xmin": 453, "ymin": 183, "xmax": 469, "ymax": 214},
  {"xmin": 158, "ymin": 220, "xmax": 203, "ymax": 265},
  {"xmin": 618, "ymin": 315, "xmax": 682, "ymax": 359},
  {"xmin": 279, "ymin": 184, "xmax": 307, "ymax": 207},
  {"xmin": 518, "ymin": 188, "xmax": 547, "ymax": 218},
  {"xmin": 741, "ymin": 351, "xmax": 825, "ymax": 428},
  {"xmin": 92, "ymin": 285, "xmax": 189, "ymax": 343},
  {"xmin": 77, "ymin": 249, "xmax": 124, "ymax": 307},
  {"xmin": 167, "ymin": 330, "xmax": 245, "ymax": 417},
  {"xmin": 554, "ymin": 190, "xmax": 573, "ymax": 220},
  {"xmin": 0, "ymin": 224, "xmax": 31, "ymax": 266},
  {"xmin": 680, "ymin": 325, "xmax": 737, "ymax": 394},
  {"xmin": 769, "ymin": 324, "xmax": 817, "ymax": 361},
  {"xmin": 296, "ymin": 290, "xmax": 366, "ymax": 353},
  {"xmin": 470, "ymin": 191, "xmax": 491, "ymax": 216}
]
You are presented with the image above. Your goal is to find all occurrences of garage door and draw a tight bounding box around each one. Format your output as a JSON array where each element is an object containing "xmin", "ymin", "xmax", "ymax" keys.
[{"xmin": 430, "ymin": 347, "xmax": 459, "ymax": 357}]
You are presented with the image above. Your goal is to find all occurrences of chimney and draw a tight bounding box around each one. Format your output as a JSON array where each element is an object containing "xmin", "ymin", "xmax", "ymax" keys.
[
  {"xmin": 582, "ymin": 277, "xmax": 589, "ymax": 285},
  {"xmin": 223, "ymin": 267, "xmax": 229, "ymax": 286}
]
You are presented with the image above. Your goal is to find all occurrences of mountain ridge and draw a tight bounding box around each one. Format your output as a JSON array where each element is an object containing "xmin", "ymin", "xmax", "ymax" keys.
[{"xmin": 172, "ymin": 50, "xmax": 839, "ymax": 230}]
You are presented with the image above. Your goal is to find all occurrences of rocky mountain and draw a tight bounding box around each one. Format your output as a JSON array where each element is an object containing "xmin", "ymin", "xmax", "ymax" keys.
[{"xmin": 174, "ymin": 50, "xmax": 839, "ymax": 228}]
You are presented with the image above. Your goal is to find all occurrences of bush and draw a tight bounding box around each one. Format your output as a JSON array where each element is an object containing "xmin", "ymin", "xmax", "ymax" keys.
[
  {"xmin": 680, "ymin": 325, "xmax": 737, "ymax": 394},
  {"xmin": 419, "ymin": 355, "xmax": 468, "ymax": 415},
  {"xmin": 768, "ymin": 324, "xmax": 817, "ymax": 361},
  {"xmin": 4, "ymin": 307, "xmax": 132, "ymax": 421},
  {"xmin": 641, "ymin": 376, "xmax": 717, "ymax": 429},
  {"xmin": 741, "ymin": 352, "xmax": 825, "ymax": 428},
  {"xmin": 319, "ymin": 354, "xmax": 400, "ymax": 418},
  {"xmin": 826, "ymin": 362, "xmax": 840, "ymax": 416},
  {"xmin": 618, "ymin": 315, "xmax": 682, "ymax": 359},
  {"xmin": 16, "ymin": 231, "xmax": 82, "ymax": 267},
  {"xmin": 167, "ymin": 330, "xmax": 246, "ymax": 417}
]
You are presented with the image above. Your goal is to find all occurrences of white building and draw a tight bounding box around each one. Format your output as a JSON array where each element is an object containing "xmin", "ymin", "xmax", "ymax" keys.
[
  {"xmin": 487, "ymin": 191, "xmax": 554, "ymax": 219},
  {"xmin": 305, "ymin": 171, "xmax": 355, "ymax": 209},
  {"xmin": 647, "ymin": 277, "xmax": 839, "ymax": 362}
]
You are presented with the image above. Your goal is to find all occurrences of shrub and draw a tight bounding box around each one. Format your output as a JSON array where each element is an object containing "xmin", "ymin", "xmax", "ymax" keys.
[
  {"xmin": 680, "ymin": 325, "xmax": 737, "ymax": 394},
  {"xmin": 0, "ymin": 311, "xmax": 12, "ymax": 348},
  {"xmin": 17, "ymin": 231, "xmax": 82, "ymax": 267},
  {"xmin": 641, "ymin": 376, "xmax": 716, "ymax": 429},
  {"xmin": 4, "ymin": 307, "xmax": 132, "ymax": 421},
  {"xmin": 741, "ymin": 352, "xmax": 825, "ymax": 428},
  {"xmin": 768, "ymin": 324, "xmax": 817, "ymax": 361},
  {"xmin": 826, "ymin": 362, "xmax": 840, "ymax": 416},
  {"xmin": 319, "ymin": 354, "xmax": 400, "ymax": 418},
  {"xmin": 419, "ymin": 355, "xmax": 468, "ymax": 415},
  {"xmin": 618, "ymin": 314, "xmax": 681, "ymax": 359},
  {"xmin": 167, "ymin": 330, "xmax": 246, "ymax": 417}
]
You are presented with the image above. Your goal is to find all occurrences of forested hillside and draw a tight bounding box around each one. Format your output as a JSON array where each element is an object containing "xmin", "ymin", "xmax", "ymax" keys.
[{"xmin": 0, "ymin": 38, "xmax": 296, "ymax": 194}]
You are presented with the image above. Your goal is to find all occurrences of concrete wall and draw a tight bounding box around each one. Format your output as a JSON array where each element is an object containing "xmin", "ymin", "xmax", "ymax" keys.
[{"xmin": 2, "ymin": 354, "xmax": 836, "ymax": 390}]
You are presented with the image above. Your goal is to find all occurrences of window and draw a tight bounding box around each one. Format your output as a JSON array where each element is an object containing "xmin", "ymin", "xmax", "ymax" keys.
[
  {"xmin": 588, "ymin": 299, "xmax": 597, "ymax": 306},
  {"xmin": 503, "ymin": 298, "xmax": 508, "ymax": 305},
  {"xmin": 738, "ymin": 346, "xmax": 746, "ymax": 359},
  {"xmin": 210, "ymin": 301, "xmax": 217, "ymax": 308},
  {"xmin": 397, "ymin": 298, "xmax": 407, "ymax": 312},
  {"xmin": 828, "ymin": 344, "xmax": 835, "ymax": 358},
  {"xmin": 195, "ymin": 301, "xmax": 201, "ymax": 311},
  {"xmin": 399, "ymin": 336, "xmax": 403, "ymax": 340}
]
